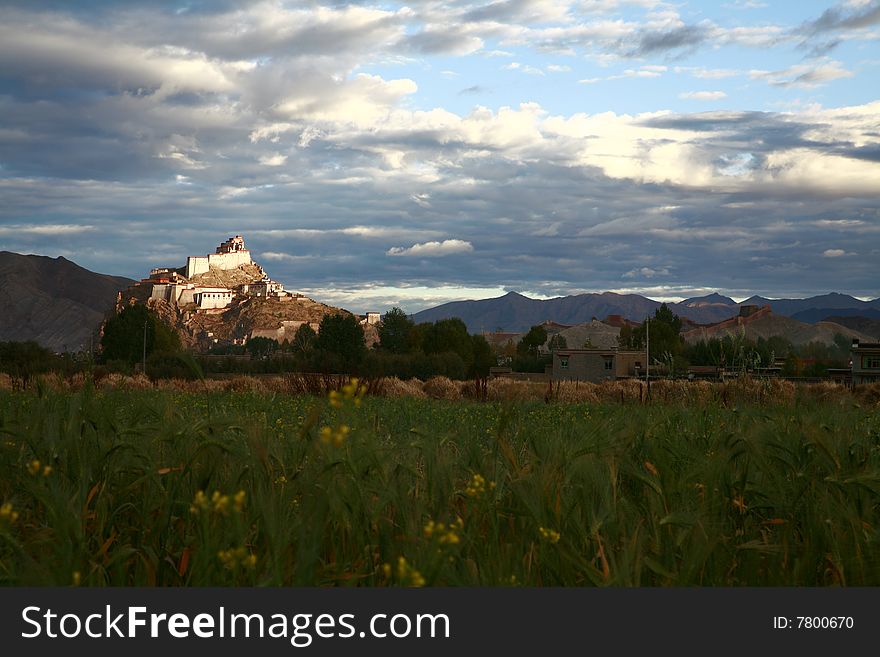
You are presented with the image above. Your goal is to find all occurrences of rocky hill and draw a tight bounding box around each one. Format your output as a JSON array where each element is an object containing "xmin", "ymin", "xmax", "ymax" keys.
[
  {"xmin": 682, "ymin": 311, "xmax": 875, "ymax": 346},
  {"xmin": 0, "ymin": 251, "xmax": 134, "ymax": 352},
  {"xmin": 116, "ymin": 238, "xmax": 371, "ymax": 351}
]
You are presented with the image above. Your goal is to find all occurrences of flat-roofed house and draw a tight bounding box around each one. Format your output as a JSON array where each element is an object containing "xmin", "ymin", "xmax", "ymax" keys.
[
  {"xmin": 851, "ymin": 339, "xmax": 880, "ymax": 385},
  {"xmin": 552, "ymin": 349, "xmax": 645, "ymax": 382}
]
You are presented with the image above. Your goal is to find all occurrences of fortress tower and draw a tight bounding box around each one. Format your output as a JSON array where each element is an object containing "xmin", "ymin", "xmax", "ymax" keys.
[{"xmin": 186, "ymin": 235, "xmax": 252, "ymax": 278}]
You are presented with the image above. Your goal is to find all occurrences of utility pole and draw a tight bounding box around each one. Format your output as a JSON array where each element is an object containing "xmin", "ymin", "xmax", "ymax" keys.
[
  {"xmin": 645, "ymin": 315, "xmax": 650, "ymax": 397},
  {"xmin": 142, "ymin": 319, "xmax": 148, "ymax": 375}
]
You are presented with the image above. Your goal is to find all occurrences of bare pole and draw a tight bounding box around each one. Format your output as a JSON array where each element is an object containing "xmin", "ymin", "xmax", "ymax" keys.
[{"xmin": 645, "ymin": 315, "xmax": 650, "ymax": 398}]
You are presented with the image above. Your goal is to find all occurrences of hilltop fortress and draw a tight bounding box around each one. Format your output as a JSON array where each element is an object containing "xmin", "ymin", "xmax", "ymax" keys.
[
  {"xmin": 186, "ymin": 235, "xmax": 252, "ymax": 278},
  {"xmin": 143, "ymin": 235, "xmax": 288, "ymax": 311},
  {"xmin": 116, "ymin": 235, "xmax": 379, "ymax": 350}
]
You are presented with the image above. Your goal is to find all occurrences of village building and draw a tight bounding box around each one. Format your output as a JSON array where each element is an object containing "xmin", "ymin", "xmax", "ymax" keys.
[
  {"xmin": 851, "ymin": 339, "xmax": 880, "ymax": 385},
  {"xmin": 552, "ymin": 348, "xmax": 646, "ymax": 382},
  {"xmin": 194, "ymin": 287, "xmax": 234, "ymax": 310}
]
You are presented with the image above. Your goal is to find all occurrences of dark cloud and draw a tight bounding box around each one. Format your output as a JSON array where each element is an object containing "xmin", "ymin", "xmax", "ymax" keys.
[
  {"xmin": 0, "ymin": 2, "xmax": 878, "ymax": 310},
  {"xmin": 800, "ymin": 1, "xmax": 880, "ymax": 35},
  {"xmin": 628, "ymin": 24, "xmax": 711, "ymax": 57}
]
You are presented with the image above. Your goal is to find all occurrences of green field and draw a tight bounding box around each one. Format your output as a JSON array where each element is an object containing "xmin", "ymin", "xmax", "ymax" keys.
[{"xmin": 1, "ymin": 383, "xmax": 879, "ymax": 586}]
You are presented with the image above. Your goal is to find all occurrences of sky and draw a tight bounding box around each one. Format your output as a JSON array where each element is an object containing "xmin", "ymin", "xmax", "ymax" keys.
[{"xmin": 0, "ymin": 0, "xmax": 878, "ymax": 314}]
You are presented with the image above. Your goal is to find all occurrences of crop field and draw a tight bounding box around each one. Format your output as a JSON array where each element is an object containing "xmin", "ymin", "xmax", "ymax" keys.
[{"xmin": 1, "ymin": 380, "xmax": 880, "ymax": 586}]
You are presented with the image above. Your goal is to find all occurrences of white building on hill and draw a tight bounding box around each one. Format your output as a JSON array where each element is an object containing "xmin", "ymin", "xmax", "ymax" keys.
[{"xmin": 186, "ymin": 235, "xmax": 252, "ymax": 278}]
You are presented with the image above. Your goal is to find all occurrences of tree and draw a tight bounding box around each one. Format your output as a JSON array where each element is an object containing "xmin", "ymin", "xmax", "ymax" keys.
[
  {"xmin": 291, "ymin": 323, "xmax": 317, "ymax": 355},
  {"xmin": 469, "ymin": 334, "xmax": 494, "ymax": 378},
  {"xmin": 421, "ymin": 318, "xmax": 473, "ymax": 364},
  {"xmin": 548, "ymin": 334, "xmax": 568, "ymax": 352},
  {"xmin": 517, "ymin": 325, "xmax": 548, "ymax": 359},
  {"xmin": 246, "ymin": 336, "xmax": 278, "ymax": 359},
  {"xmin": 378, "ymin": 307, "xmax": 414, "ymax": 354},
  {"xmin": 0, "ymin": 341, "xmax": 57, "ymax": 378},
  {"xmin": 316, "ymin": 313, "xmax": 366, "ymax": 366},
  {"xmin": 101, "ymin": 304, "xmax": 180, "ymax": 365}
]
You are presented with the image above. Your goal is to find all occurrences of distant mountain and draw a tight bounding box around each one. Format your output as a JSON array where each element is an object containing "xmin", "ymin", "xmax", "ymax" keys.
[
  {"xmin": 790, "ymin": 307, "xmax": 880, "ymax": 324},
  {"xmin": 0, "ymin": 252, "xmax": 134, "ymax": 352},
  {"xmin": 412, "ymin": 291, "xmax": 662, "ymax": 333},
  {"xmin": 412, "ymin": 291, "xmax": 880, "ymax": 334},
  {"xmin": 741, "ymin": 293, "xmax": 880, "ymax": 318},
  {"xmin": 680, "ymin": 292, "xmax": 737, "ymax": 307}
]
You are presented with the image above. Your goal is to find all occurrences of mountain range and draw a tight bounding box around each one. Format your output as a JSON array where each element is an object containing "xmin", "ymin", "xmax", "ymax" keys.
[
  {"xmin": 411, "ymin": 291, "xmax": 880, "ymax": 334},
  {"xmin": 2, "ymin": 248, "xmax": 879, "ymax": 352},
  {"xmin": 0, "ymin": 252, "xmax": 134, "ymax": 352}
]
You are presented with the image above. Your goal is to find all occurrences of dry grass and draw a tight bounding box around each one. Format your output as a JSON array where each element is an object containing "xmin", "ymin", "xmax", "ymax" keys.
[
  {"xmin": 3, "ymin": 370, "xmax": 878, "ymax": 408},
  {"xmin": 422, "ymin": 376, "xmax": 463, "ymax": 400},
  {"xmin": 378, "ymin": 377, "xmax": 427, "ymax": 399}
]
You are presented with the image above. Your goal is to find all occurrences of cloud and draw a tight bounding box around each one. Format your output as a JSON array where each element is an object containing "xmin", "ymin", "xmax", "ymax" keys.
[
  {"xmin": 578, "ymin": 65, "xmax": 667, "ymax": 83},
  {"xmin": 0, "ymin": 2, "xmax": 878, "ymax": 310},
  {"xmin": 800, "ymin": 1, "xmax": 880, "ymax": 35},
  {"xmin": 822, "ymin": 248, "xmax": 847, "ymax": 257},
  {"xmin": 750, "ymin": 59, "xmax": 854, "ymax": 88},
  {"xmin": 679, "ymin": 91, "xmax": 727, "ymax": 101},
  {"xmin": 504, "ymin": 62, "xmax": 546, "ymax": 75},
  {"xmin": 0, "ymin": 223, "xmax": 96, "ymax": 235},
  {"xmin": 258, "ymin": 153, "xmax": 288, "ymax": 167},
  {"xmin": 386, "ymin": 240, "xmax": 475, "ymax": 257},
  {"xmin": 629, "ymin": 24, "xmax": 712, "ymax": 56},
  {"xmin": 623, "ymin": 266, "xmax": 671, "ymax": 278}
]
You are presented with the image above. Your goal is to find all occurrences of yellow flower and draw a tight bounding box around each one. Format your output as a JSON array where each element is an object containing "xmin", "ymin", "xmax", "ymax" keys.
[
  {"xmin": 212, "ymin": 491, "xmax": 231, "ymax": 515},
  {"xmin": 72, "ymin": 571, "xmax": 81, "ymax": 586},
  {"xmin": 189, "ymin": 490, "xmax": 209, "ymax": 515},
  {"xmin": 424, "ymin": 517, "xmax": 463, "ymax": 545},
  {"xmin": 319, "ymin": 424, "xmax": 350, "ymax": 447},
  {"xmin": 465, "ymin": 473, "xmax": 496, "ymax": 498},
  {"xmin": 319, "ymin": 426, "xmax": 333, "ymax": 444},
  {"xmin": 0, "ymin": 502, "xmax": 19, "ymax": 524},
  {"xmin": 218, "ymin": 546, "xmax": 255, "ymax": 570},
  {"xmin": 539, "ymin": 526, "xmax": 561, "ymax": 544},
  {"xmin": 395, "ymin": 556, "xmax": 425, "ymax": 587},
  {"xmin": 233, "ymin": 490, "xmax": 246, "ymax": 513},
  {"xmin": 27, "ymin": 460, "xmax": 41, "ymax": 476},
  {"xmin": 328, "ymin": 390, "xmax": 342, "ymax": 409}
]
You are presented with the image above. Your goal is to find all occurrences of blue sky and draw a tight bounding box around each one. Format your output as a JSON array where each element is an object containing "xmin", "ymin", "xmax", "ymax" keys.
[{"xmin": 1, "ymin": 0, "xmax": 878, "ymax": 313}]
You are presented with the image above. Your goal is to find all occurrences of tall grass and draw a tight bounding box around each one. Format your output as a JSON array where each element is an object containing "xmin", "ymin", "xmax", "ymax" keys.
[{"xmin": 1, "ymin": 384, "xmax": 879, "ymax": 586}]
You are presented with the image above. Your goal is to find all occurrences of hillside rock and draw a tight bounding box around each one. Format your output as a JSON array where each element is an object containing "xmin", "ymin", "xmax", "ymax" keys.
[{"xmin": 0, "ymin": 252, "xmax": 134, "ymax": 352}]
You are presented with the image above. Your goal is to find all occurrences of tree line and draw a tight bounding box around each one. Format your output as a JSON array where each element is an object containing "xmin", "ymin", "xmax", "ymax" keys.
[{"xmin": 3, "ymin": 303, "xmax": 855, "ymax": 381}]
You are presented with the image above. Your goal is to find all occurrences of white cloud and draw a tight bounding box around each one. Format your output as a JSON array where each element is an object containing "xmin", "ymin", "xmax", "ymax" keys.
[
  {"xmin": 822, "ymin": 248, "xmax": 847, "ymax": 257},
  {"xmin": 0, "ymin": 223, "xmax": 96, "ymax": 236},
  {"xmin": 504, "ymin": 62, "xmax": 546, "ymax": 75},
  {"xmin": 386, "ymin": 239, "xmax": 475, "ymax": 257},
  {"xmin": 750, "ymin": 59, "xmax": 854, "ymax": 88},
  {"xmin": 679, "ymin": 91, "xmax": 727, "ymax": 100},
  {"xmin": 259, "ymin": 153, "xmax": 288, "ymax": 167},
  {"xmin": 623, "ymin": 266, "xmax": 670, "ymax": 278}
]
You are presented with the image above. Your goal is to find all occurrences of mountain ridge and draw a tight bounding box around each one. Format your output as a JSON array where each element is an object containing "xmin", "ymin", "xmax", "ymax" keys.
[
  {"xmin": 0, "ymin": 251, "xmax": 135, "ymax": 352},
  {"xmin": 411, "ymin": 290, "xmax": 880, "ymax": 334}
]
